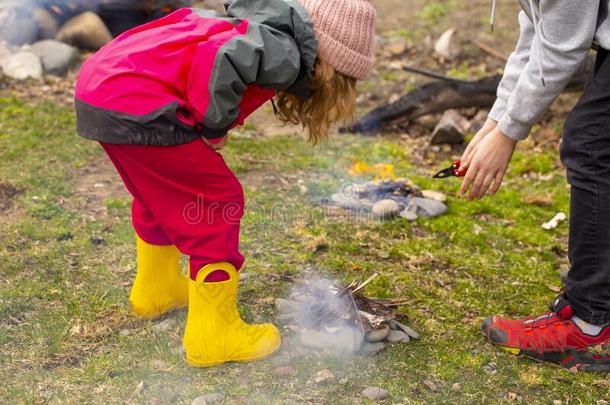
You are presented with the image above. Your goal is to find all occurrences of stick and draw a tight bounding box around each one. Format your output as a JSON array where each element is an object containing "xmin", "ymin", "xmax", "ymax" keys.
[
  {"xmin": 401, "ymin": 65, "xmax": 468, "ymax": 83},
  {"xmin": 352, "ymin": 272, "xmax": 379, "ymax": 294},
  {"xmin": 473, "ymin": 40, "xmax": 508, "ymax": 62}
]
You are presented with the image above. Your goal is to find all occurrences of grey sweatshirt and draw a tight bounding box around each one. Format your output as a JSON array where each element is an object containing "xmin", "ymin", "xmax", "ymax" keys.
[{"xmin": 488, "ymin": 0, "xmax": 610, "ymax": 141}]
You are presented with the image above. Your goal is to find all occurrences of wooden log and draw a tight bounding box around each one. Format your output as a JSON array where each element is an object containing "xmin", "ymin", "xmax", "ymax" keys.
[{"xmin": 343, "ymin": 55, "xmax": 595, "ymax": 134}]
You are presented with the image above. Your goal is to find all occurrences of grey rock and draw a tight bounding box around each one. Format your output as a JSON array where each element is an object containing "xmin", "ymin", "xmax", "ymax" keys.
[
  {"xmin": 421, "ymin": 189, "xmax": 447, "ymax": 203},
  {"xmin": 365, "ymin": 324, "xmax": 390, "ymax": 343},
  {"xmin": 389, "ymin": 320, "xmax": 421, "ymax": 340},
  {"xmin": 386, "ymin": 329, "xmax": 410, "ymax": 343},
  {"xmin": 0, "ymin": 4, "xmax": 37, "ymax": 46},
  {"xmin": 152, "ymin": 317, "xmax": 176, "ymax": 333},
  {"xmin": 275, "ymin": 298, "xmax": 299, "ymax": 314},
  {"xmin": 0, "ymin": 41, "xmax": 12, "ymax": 68},
  {"xmin": 407, "ymin": 197, "xmax": 447, "ymax": 218},
  {"xmin": 31, "ymin": 40, "xmax": 77, "ymax": 75},
  {"xmin": 330, "ymin": 191, "xmax": 367, "ymax": 210},
  {"xmin": 398, "ymin": 208, "xmax": 418, "ymax": 221},
  {"xmin": 362, "ymin": 386, "xmax": 390, "ymax": 401},
  {"xmin": 360, "ymin": 341, "xmax": 386, "ymax": 356},
  {"xmin": 271, "ymin": 355, "xmax": 291, "ymax": 367},
  {"xmin": 300, "ymin": 327, "xmax": 364, "ymax": 355},
  {"xmin": 2, "ymin": 51, "xmax": 42, "ymax": 80},
  {"xmin": 194, "ymin": 393, "xmax": 224, "ymax": 404},
  {"xmin": 56, "ymin": 12, "xmax": 113, "ymax": 51},
  {"xmin": 431, "ymin": 110, "xmax": 469, "ymax": 145},
  {"xmin": 372, "ymin": 199, "xmax": 402, "ymax": 219},
  {"xmin": 191, "ymin": 397, "xmax": 208, "ymax": 405},
  {"xmin": 33, "ymin": 8, "xmax": 60, "ymax": 39},
  {"xmin": 274, "ymin": 366, "xmax": 295, "ymax": 377}
]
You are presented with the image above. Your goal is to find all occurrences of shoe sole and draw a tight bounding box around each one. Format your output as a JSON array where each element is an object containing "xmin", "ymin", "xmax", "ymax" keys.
[
  {"xmin": 184, "ymin": 339, "xmax": 282, "ymax": 368},
  {"xmin": 129, "ymin": 301, "xmax": 188, "ymax": 320},
  {"xmin": 482, "ymin": 318, "xmax": 610, "ymax": 372}
]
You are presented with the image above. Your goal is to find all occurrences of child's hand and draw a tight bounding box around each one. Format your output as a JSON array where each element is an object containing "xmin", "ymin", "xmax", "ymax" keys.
[
  {"xmin": 460, "ymin": 128, "xmax": 516, "ymax": 200},
  {"xmin": 204, "ymin": 136, "xmax": 228, "ymax": 150}
]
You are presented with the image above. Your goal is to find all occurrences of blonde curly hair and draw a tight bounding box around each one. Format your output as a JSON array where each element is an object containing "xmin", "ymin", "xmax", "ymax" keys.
[{"xmin": 274, "ymin": 59, "xmax": 357, "ymax": 144}]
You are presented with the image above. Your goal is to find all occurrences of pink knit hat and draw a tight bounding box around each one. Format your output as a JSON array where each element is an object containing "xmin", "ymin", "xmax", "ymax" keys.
[{"xmin": 298, "ymin": 0, "xmax": 376, "ymax": 80}]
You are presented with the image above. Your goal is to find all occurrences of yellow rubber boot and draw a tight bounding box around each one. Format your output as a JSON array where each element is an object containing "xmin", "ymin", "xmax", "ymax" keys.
[
  {"xmin": 129, "ymin": 236, "xmax": 188, "ymax": 319},
  {"xmin": 183, "ymin": 262, "xmax": 281, "ymax": 367}
]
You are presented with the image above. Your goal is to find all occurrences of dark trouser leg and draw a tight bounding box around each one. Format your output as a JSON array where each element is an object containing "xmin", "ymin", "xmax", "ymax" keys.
[{"xmin": 560, "ymin": 48, "xmax": 610, "ymax": 324}]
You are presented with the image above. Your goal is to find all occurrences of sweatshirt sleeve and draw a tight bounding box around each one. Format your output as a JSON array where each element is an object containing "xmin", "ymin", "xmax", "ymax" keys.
[
  {"xmin": 488, "ymin": 11, "xmax": 535, "ymax": 122},
  {"xmin": 497, "ymin": 1, "xmax": 599, "ymax": 141},
  {"xmin": 189, "ymin": 22, "xmax": 301, "ymax": 139}
]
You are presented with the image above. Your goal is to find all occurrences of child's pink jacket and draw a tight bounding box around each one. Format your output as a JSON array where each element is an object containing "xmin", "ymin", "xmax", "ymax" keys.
[{"xmin": 75, "ymin": 0, "xmax": 317, "ymax": 145}]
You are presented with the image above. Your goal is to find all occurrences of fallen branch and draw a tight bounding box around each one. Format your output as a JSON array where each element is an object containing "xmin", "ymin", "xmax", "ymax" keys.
[
  {"xmin": 343, "ymin": 55, "xmax": 594, "ymax": 134},
  {"xmin": 472, "ymin": 40, "xmax": 508, "ymax": 62}
]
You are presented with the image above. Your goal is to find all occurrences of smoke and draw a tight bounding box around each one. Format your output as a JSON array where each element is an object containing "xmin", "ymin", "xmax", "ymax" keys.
[{"xmin": 276, "ymin": 275, "xmax": 366, "ymax": 357}]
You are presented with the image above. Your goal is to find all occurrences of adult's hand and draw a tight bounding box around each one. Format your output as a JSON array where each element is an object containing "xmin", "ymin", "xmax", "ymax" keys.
[
  {"xmin": 460, "ymin": 127, "xmax": 517, "ymax": 200},
  {"xmin": 460, "ymin": 118, "xmax": 497, "ymax": 170}
]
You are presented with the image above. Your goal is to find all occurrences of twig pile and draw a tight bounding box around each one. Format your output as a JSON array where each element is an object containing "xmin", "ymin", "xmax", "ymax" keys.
[{"xmin": 276, "ymin": 274, "xmax": 419, "ymax": 356}]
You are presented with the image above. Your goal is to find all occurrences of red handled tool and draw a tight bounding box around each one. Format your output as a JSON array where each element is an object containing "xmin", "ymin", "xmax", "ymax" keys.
[{"xmin": 433, "ymin": 160, "xmax": 465, "ymax": 178}]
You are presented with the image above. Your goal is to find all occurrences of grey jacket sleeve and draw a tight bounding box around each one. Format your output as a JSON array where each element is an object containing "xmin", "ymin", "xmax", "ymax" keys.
[
  {"xmin": 498, "ymin": 1, "xmax": 599, "ymax": 141},
  {"xmin": 202, "ymin": 22, "xmax": 301, "ymax": 138},
  {"xmin": 488, "ymin": 11, "xmax": 535, "ymax": 123}
]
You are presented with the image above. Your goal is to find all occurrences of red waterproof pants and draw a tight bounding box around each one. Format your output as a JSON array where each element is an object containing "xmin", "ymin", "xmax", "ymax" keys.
[{"xmin": 102, "ymin": 139, "xmax": 245, "ymax": 280}]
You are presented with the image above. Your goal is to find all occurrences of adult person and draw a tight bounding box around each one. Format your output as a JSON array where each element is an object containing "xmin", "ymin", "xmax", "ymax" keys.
[{"xmin": 462, "ymin": 0, "xmax": 610, "ymax": 371}]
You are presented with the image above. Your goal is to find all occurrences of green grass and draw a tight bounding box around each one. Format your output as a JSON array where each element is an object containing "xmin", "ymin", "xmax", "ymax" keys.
[{"xmin": 0, "ymin": 95, "xmax": 608, "ymax": 404}]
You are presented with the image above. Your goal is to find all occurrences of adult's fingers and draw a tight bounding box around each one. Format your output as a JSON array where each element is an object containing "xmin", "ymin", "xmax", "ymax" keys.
[
  {"xmin": 490, "ymin": 169, "xmax": 506, "ymax": 195},
  {"xmin": 468, "ymin": 168, "xmax": 488, "ymax": 200},
  {"xmin": 460, "ymin": 164, "xmax": 478, "ymax": 195},
  {"xmin": 479, "ymin": 173, "xmax": 496, "ymax": 199}
]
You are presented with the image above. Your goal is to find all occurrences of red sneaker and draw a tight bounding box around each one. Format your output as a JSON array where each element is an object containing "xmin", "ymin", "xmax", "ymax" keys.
[{"xmin": 481, "ymin": 297, "xmax": 610, "ymax": 371}]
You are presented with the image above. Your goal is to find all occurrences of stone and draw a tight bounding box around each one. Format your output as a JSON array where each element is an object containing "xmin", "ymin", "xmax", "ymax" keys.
[
  {"xmin": 386, "ymin": 329, "xmax": 410, "ymax": 343},
  {"xmin": 372, "ymin": 199, "xmax": 402, "ymax": 219},
  {"xmin": 421, "ymin": 189, "xmax": 447, "ymax": 203},
  {"xmin": 434, "ymin": 28, "xmax": 461, "ymax": 61},
  {"xmin": 30, "ymin": 40, "xmax": 78, "ymax": 75},
  {"xmin": 330, "ymin": 191, "xmax": 366, "ymax": 211},
  {"xmin": 0, "ymin": 4, "xmax": 37, "ymax": 46},
  {"xmin": 452, "ymin": 383, "xmax": 461, "ymax": 392},
  {"xmin": 152, "ymin": 317, "xmax": 176, "ymax": 333},
  {"xmin": 389, "ymin": 320, "xmax": 421, "ymax": 340},
  {"xmin": 362, "ymin": 386, "xmax": 390, "ymax": 401},
  {"xmin": 191, "ymin": 397, "xmax": 207, "ymax": 405},
  {"xmin": 407, "ymin": 197, "xmax": 447, "ymax": 218},
  {"xmin": 0, "ymin": 41, "xmax": 12, "ymax": 67},
  {"xmin": 482, "ymin": 362, "xmax": 497, "ymax": 374},
  {"xmin": 274, "ymin": 366, "xmax": 295, "ymax": 377},
  {"xmin": 300, "ymin": 327, "xmax": 364, "ymax": 355},
  {"xmin": 398, "ymin": 208, "xmax": 418, "ymax": 221},
  {"xmin": 33, "ymin": 7, "xmax": 60, "ymax": 40},
  {"xmin": 270, "ymin": 355, "xmax": 291, "ymax": 367},
  {"xmin": 385, "ymin": 37, "xmax": 408, "ymax": 56},
  {"xmin": 56, "ymin": 12, "xmax": 113, "ymax": 51},
  {"xmin": 431, "ymin": 110, "xmax": 469, "ymax": 145},
  {"xmin": 314, "ymin": 369, "xmax": 335, "ymax": 383},
  {"xmin": 275, "ymin": 298, "xmax": 299, "ymax": 314},
  {"xmin": 194, "ymin": 393, "xmax": 224, "ymax": 404},
  {"xmin": 360, "ymin": 341, "xmax": 386, "ymax": 356},
  {"xmin": 365, "ymin": 324, "xmax": 390, "ymax": 343},
  {"xmin": 2, "ymin": 51, "xmax": 43, "ymax": 80}
]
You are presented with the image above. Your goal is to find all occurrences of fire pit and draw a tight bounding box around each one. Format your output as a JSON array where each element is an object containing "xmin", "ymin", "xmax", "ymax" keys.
[
  {"xmin": 324, "ymin": 161, "xmax": 448, "ymax": 221},
  {"xmin": 276, "ymin": 274, "xmax": 419, "ymax": 356}
]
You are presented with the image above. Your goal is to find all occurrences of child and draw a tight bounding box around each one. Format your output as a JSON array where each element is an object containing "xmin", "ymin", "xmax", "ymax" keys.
[
  {"xmin": 460, "ymin": 1, "xmax": 610, "ymax": 370},
  {"xmin": 75, "ymin": 0, "xmax": 375, "ymax": 367}
]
